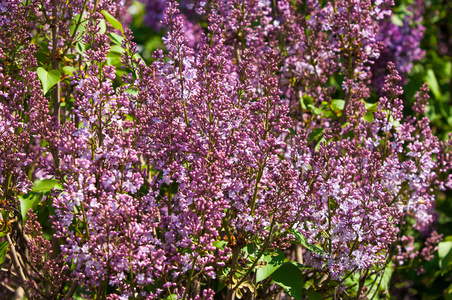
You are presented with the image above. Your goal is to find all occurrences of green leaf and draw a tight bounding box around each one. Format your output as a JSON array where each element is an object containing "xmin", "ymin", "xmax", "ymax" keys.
[
  {"xmin": 307, "ymin": 128, "xmax": 324, "ymax": 144},
  {"xmin": 331, "ymin": 99, "xmax": 345, "ymax": 111},
  {"xmin": 109, "ymin": 32, "xmax": 125, "ymax": 45},
  {"xmin": 101, "ymin": 10, "xmax": 124, "ymax": 34},
  {"xmin": 439, "ymin": 241, "xmax": 452, "ymax": 271},
  {"xmin": 32, "ymin": 179, "xmax": 61, "ymax": 192},
  {"xmin": 19, "ymin": 192, "xmax": 44, "ymax": 223},
  {"xmin": 445, "ymin": 283, "xmax": 452, "ymax": 300},
  {"xmin": 272, "ymin": 262, "xmax": 303, "ymax": 300},
  {"xmin": 106, "ymin": 51, "xmax": 122, "ymax": 66},
  {"xmin": 69, "ymin": 13, "xmax": 87, "ymax": 40},
  {"xmin": 391, "ymin": 14, "xmax": 404, "ymax": 26},
  {"xmin": 292, "ymin": 230, "xmax": 327, "ymax": 255},
  {"xmin": 366, "ymin": 264, "xmax": 393, "ymax": 299},
  {"xmin": 425, "ymin": 69, "xmax": 442, "ymax": 100},
  {"xmin": 306, "ymin": 290, "xmax": 323, "ymax": 300},
  {"xmin": 37, "ymin": 67, "xmax": 61, "ymax": 94},
  {"xmin": 256, "ymin": 250, "xmax": 284, "ymax": 283},
  {"xmin": 110, "ymin": 45, "xmax": 125, "ymax": 54},
  {"xmin": 364, "ymin": 102, "xmax": 378, "ymax": 112},
  {"xmin": 0, "ymin": 241, "xmax": 9, "ymax": 267},
  {"xmin": 363, "ymin": 112, "xmax": 374, "ymax": 123},
  {"xmin": 62, "ymin": 66, "xmax": 76, "ymax": 76},
  {"xmin": 300, "ymin": 95, "xmax": 314, "ymax": 110},
  {"xmin": 212, "ymin": 240, "xmax": 228, "ymax": 250}
]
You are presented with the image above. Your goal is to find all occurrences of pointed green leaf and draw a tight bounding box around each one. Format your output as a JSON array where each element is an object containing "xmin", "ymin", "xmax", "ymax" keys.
[
  {"xmin": 101, "ymin": 10, "xmax": 124, "ymax": 34},
  {"xmin": 37, "ymin": 67, "xmax": 61, "ymax": 94}
]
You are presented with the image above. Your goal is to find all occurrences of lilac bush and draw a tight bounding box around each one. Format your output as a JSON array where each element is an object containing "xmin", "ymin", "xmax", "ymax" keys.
[{"xmin": 0, "ymin": 0, "xmax": 450, "ymax": 299}]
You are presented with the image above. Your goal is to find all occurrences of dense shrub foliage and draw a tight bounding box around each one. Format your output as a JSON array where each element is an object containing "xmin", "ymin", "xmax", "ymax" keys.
[{"xmin": 0, "ymin": 0, "xmax": 451, "ymax": 299}]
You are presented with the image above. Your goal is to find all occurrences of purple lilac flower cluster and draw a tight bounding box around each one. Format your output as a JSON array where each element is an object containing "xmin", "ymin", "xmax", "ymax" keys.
[{"xmin": 0, "ymin": 0, "xmax": 449, "ymax": 299}]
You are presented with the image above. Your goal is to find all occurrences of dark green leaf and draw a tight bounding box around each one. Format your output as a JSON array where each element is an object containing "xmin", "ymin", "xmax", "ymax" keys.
[
  {"xmin": 272, "ymin": 262, "xmax": 303, "ymax": 300},
  {"xmin": 306, "ymin": 290, "xmax": 322, "ymax": 300},
  {"xmin": 307, "ymin": 128, "xmax": 324, "ymax": 144}
]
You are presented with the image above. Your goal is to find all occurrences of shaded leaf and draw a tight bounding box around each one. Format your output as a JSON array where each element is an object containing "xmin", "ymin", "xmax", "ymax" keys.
[
  {"xmin": 307, "ymin": 128, "xmax": 324, "ymax": 144},
  {"xmin": 272, "ymin": 262, "xmax": 303, "ymax": 300},
  {"xmin": 306, "ymin": 290, "xmax": 322, "ymax": 300}
]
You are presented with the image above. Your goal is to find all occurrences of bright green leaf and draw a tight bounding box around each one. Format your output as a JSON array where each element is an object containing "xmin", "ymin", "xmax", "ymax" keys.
[
  {"xmin": 364, "ymin": 102, "xmax": 378, "ymax": 112},
  {"xmin": 212, "ymin": 240, "xmax": 228, "ymax": 250},
  {"xmin": 272, "ymin": 262, "xmax": 303, "ymax": 300},
  {"xmin": 256, "ymin": 250, "xmax": 284, "ymax": 283},
  {"xmin": 0, "ymin": 241, "xmax": 9, "ymax": 267},
  {"xmin": 32, "ymin": 179, "xmax": 61, "ymax": 192},
  {"xmin": 391, "ymin": 14, "xmax": 404, "ymax": 26},
  {"xmin": 19, "ymin": 192, "xmax": 44, "ymax": 223},
  {"xmin": 101, "ymin": 10, "xmax": 124, "ymax": 34},
  {"xmin": 62, "ymin": 66, "xmax": 76, "ymax": 76},
  {"xmin": 110, "ymin": 45, "xmax": 125, "ymax": 54},
  {"xmin": 363, "ymin": 112, "xmax": 374, "ymax": 123},
  {"xmin": 439, "ymin": 241, "xmax": 452, "ymax": 270},
  {"xmin": 37, "ymin": 67, "xmax": 61, "ymax": 94},
  {"xmin": 331, "ymin": 99, "xmax": 345, "ymax": 111}
]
